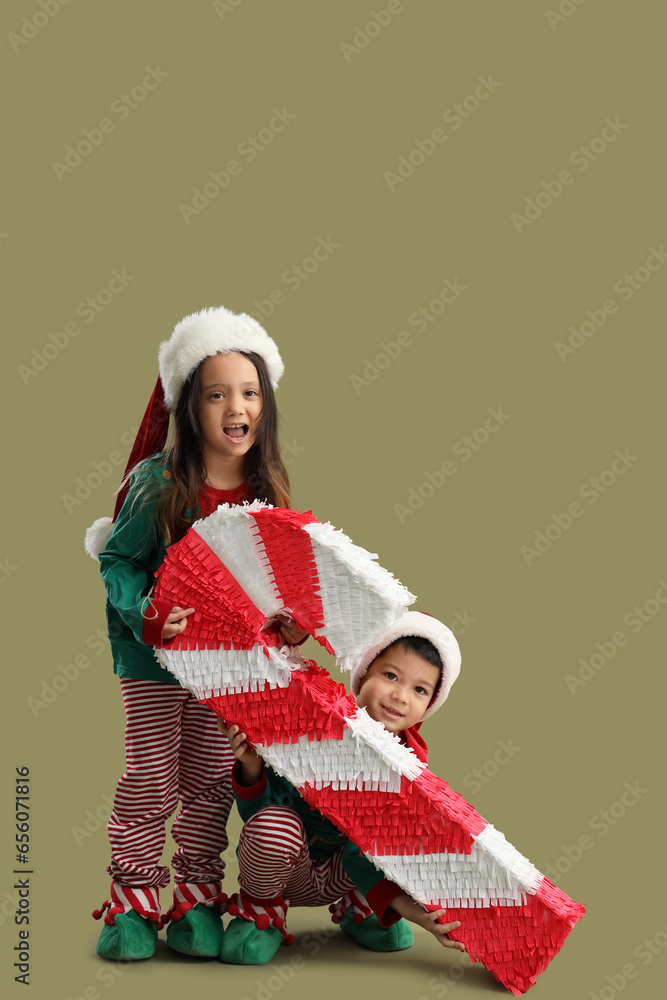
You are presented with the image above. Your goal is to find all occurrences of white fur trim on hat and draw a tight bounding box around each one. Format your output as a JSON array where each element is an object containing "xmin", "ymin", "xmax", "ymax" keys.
[
  {"xmin": 158, "ymin": 306, "xmax": 284, "ymax": 411},
  {"xmin": 349, "ymin": 611, "xmax": 461, "ymax": 719}
]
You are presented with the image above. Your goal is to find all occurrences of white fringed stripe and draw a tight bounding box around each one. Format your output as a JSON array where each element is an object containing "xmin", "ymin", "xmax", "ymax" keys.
[
  {"xmin": 193, "ymin": 503, "xmax": 283, "ymax": 618},
  {"xmin": 370, "ymin": 825, "xmax": 543, "ymax": 908},
  {"xmin": 154, "ymin": 644, "xmax": 296, "ymax": 700},
  {"xmin": 255, "ymin": 707, "xmax": 425, "ymax": 792},
  {"xmin": 302, "ymin": 521, "xmax": 416, "ymax": 662}
]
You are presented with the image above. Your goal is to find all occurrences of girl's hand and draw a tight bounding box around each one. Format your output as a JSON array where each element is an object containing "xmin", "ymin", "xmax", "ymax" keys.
[
  {"xmin": 218, "ymin": 721, "xmax": 263, "ymax": 785},
  {"xmin": 389, "ymin": 896, "xmax": 465, "ymax": 952},
  {"xmin": 162, "ymin": 606, "xmax": 195, "ymax": 640}
]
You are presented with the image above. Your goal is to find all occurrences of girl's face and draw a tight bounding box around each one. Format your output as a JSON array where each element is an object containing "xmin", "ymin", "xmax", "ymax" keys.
[{"xmin": 198, "ymin": 352, "xmax": 262, "ymax": 463}]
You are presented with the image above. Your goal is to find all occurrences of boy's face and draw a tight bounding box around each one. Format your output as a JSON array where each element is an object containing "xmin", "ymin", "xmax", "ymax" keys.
[{"xmin": 356, "ymin": 645, "xmax": 441, "ymax": 734}]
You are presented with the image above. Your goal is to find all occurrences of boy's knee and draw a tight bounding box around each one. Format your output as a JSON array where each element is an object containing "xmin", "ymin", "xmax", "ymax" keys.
[{"xmin": 242, "ymin": 806, "xmax": 305, "ymax": 852}]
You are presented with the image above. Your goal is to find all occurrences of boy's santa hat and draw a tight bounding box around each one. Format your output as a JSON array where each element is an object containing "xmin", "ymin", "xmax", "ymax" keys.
[
  {"xmin": 84, "ymin": 306, "xmax": 283, "ymax": 560},
  {"xmin": 349, "ymin": 611, "xmax": 461, "ymax": 719}
]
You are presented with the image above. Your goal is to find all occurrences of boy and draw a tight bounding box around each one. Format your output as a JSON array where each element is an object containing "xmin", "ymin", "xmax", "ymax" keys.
[{"xmin": 219, "ymin": 611, "xmax": 465, "ymax": 965}]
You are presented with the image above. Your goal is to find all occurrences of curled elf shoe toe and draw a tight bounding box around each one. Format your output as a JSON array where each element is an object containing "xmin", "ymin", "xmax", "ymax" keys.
[
  {"xmin": 95, "ymin": 910, "xmax": 158, "ymax": 961},
  {"xmin": 166, "ymin": 903, "xmax": 224, "ymax": 958},
  {"xmin": 219, "ymin": 916, "xmax": 283, "ymax": 965},
  {"xmin": 339, "ymin": 910, "xmax": 414, "ymax": 952}
]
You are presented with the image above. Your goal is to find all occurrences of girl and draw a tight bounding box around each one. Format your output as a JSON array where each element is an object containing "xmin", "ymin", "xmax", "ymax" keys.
[{"xmin": 86, "ymin": 306, "xmax": 306, "ymax": 962}]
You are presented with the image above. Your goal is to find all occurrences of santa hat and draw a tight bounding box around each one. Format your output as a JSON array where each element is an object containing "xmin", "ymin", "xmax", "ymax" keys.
[
  {"xmin": 84, "ymin": 306, "xmax": 283, "ymax": 560},
  {"xmin": 348, "ymin": 611, "xmax": 461, "ymax": 719}
]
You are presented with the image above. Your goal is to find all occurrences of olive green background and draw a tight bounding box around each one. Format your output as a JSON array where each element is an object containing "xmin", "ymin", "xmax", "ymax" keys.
[{"xmin": 2, "ymin": 1, "xmax": 665, "ymax": 998}]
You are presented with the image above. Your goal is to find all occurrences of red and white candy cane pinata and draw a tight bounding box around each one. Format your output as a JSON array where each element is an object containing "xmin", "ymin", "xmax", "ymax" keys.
[{"xmin": 151, "ymin": 502, "xmax": 585, "ymax": 995}]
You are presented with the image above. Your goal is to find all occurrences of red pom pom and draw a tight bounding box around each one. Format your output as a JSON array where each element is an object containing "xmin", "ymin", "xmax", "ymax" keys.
[
  {"xmin": 255, "ymin": 914, "xmax": 270, "ymax": 930},
  {"xmin": 92, "ymin": 909, "xmax": 102, "ymax": 920},
  {"xmin": 147, "ymin": 912, "xmax": 159, "ymax": 923},
  {"xmin": 228, "ymin": 904, "xmax": 239, "ymax": 916},
  {"xmin": 172, "ymin": 910, "xmax": 182, "ymax": 922},
  {"xmin": 273, "ymin": 917, "xmax": 284, "ymax": 929},
  {"xmin": 353, "ymin": 913, "xmax": 364, "ymax": 924},
  {"xmin": 104, "ymin": 915, "xmax": 115, "ymax": 926},
  {"xmin": 285, "ymin": 934, "xmax": 295, "ymax": 945}
]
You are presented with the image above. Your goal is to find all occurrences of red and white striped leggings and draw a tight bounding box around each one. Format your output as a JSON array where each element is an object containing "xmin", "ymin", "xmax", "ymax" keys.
[
  {"xmin": 107, "ymin": 679, "xmax": 235, "ymax": 891},
  {"xmin": 238, "ymin": 805, "xmax": 356, "ymax": 906}
]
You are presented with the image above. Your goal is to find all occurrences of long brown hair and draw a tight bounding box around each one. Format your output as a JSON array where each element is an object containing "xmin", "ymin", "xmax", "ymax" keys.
[{"xmin": 153, "ymin": 350, "xmax": 291, "ymax": 544}]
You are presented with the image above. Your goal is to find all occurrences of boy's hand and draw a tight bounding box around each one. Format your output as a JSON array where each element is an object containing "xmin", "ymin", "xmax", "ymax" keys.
[
  {"xmin": 218, "ymin": 721, "xmax": 263, "ymax": 786},
  {"xmin": 390, "ymin": 895, "xmax": 465, "ymax": 951},
  {"xmin": 162, "ymin": 606, "xmax": 194, "ymax": 640},
  {"xmin": 276, "ymin": 613, "xmax": 309, "ymax": 646}
]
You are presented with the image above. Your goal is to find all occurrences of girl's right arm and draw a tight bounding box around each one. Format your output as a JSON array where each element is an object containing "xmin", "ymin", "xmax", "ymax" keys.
[{"xmin": 99, "ymin": 462, "xmax": 192, "ymax": 644}]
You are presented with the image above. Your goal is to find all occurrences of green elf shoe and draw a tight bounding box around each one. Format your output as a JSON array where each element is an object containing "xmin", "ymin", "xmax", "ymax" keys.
[
  {"xmin": 219, "ymin": 916, "xmax": 284, "ymax": 965},
  {"xmin": 166, "ymin": 904, "xmax": 224, "ymax": 958},
  {"xmin": 340, "ymin": 910, "xmax": 414, "ymax": 951},
  {"xmin": 95, "ymin": 910, "xmax": 158, "ymax": 961}
]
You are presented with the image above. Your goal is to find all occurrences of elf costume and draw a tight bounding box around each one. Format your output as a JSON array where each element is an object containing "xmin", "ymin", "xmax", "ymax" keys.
[
  {"xmin": 220, "ymin": 613, "xmax": 459, "ymax": 966},
  {"xmin": 86, "ymin": 306, "xmax": 288, "ymax": 961}
]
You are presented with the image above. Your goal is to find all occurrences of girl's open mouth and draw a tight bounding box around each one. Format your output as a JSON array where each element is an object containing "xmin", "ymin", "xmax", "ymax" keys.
[{"xmin": 223, "ymin": 424, "xmax": 249, "ymax": 441}]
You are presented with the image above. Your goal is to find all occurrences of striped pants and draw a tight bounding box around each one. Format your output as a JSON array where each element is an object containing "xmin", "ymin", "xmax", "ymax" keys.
[
  {"xmin": 106, "ymin": 679, "xmax": 235, "ymax": 896},
  {"xmin": 237, "ymin": 805, "xmax": 357, "ymax": 909}
]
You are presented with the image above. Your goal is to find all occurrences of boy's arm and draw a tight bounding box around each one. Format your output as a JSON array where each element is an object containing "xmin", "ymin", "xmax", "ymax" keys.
[
  {"xmin": 220, "ymin": 722, "xmax": 273, "ymax": 822},
  {"xmin": 389, "ymin": 895, "xmax": 464, "ymax": 950}
]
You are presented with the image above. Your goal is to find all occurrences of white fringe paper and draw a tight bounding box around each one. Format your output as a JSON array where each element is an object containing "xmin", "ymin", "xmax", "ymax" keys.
[{"xmin": 303, "ymin": 521, "xmax": 416, "ymax": 663}]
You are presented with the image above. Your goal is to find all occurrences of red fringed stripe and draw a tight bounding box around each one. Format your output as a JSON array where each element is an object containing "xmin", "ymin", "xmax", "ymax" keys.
[
  {"xmin": 152, "ymin": 530, "xmax": 267, "ymax": 651},
  {"xmin": 207, "ymin": 662, "xmax": 352, "ymax": 747},
  {"xmin": 249, "ymin": 508, "xmax": 326, "ymax": 637},
  {"xmin": 425, "ymin": 883, "xmax": 586, "ymax": 996},
  {"xmin": 300, "ymin": 774, "xmax": 483, "ymax": 857}
]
